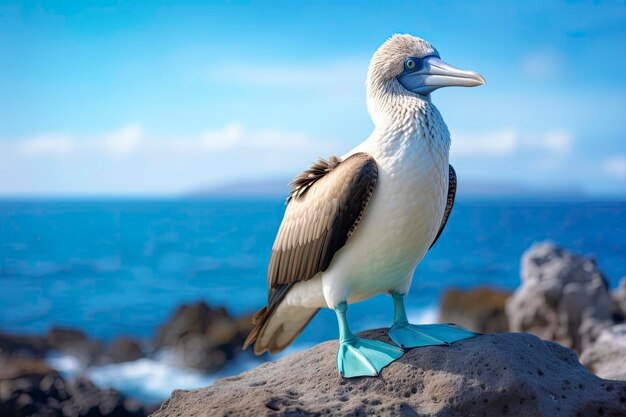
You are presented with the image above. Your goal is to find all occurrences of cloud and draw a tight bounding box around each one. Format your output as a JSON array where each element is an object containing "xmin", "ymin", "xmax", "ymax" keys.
[
  {"xmin": 450, "ymin": 129, "xmax": 518, "ymax": 156},
  {"xmin": 101, "ymin": 124, "xmax": 143, "ymax": 157},
  {"xmin": 206, "ymin": 59, "xmax": 365, "ymax": 92},
  {"xmin": 0, "ymin": 123, "xmax": 588, "ymax": 195},
  {"xmin": 603, "ymin": 156, "xmax": 626, "ymax": 179},
  {"xmin": 0, "ymin": 123, "xmax": 343, "ymax": 194},
  {"xmin": 451, "ymin": 128, "xmax": 573, "ymax": 158},
  {"xmin": 536, "ymin": 130, "xmax": 572, "ymax": 154},
  {"xmin": 6, "ymin": 123, "xmax": 334, "ymax": 159},
  {"xmin": 151, "ymin": 123, "xmax": 336, "ymax": 160},
  {"xmin": 199, "ymin": 124, "xmax": 244, "ymax": 151},
  {"xmin": 11, "ymin": 124, "xmax": 144, "ymax": 158},
  {"xmin": 521, "ymin": 49, "xmax": 564, "ymax": 77},
  {"xmin": 17, "ymin": 134, "xmax": 76, "ymax": 156}
]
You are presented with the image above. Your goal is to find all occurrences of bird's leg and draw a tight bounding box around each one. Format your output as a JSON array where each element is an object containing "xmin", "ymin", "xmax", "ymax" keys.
[
  {"xmin": 388, "ymin": 291, "xmax": 478, "ymax": 349},
  {"xmin": 334, "ymin": 301, "xmax": 403, "ymax": 378}
]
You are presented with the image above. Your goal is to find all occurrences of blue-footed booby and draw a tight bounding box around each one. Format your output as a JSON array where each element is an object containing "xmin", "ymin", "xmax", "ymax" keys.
[{"xmin": 244, "ymin": 34, "xmax": 485, "ymax": 377}]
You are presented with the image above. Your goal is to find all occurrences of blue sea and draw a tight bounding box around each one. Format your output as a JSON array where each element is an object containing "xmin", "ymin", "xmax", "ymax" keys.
[{"xmin": 1, "ymin": 198, "xmax": 625, "ymax": 402}]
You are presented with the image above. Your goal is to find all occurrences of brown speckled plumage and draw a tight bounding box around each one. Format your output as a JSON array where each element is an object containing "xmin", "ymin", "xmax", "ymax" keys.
[
  {"xmin": 244, "ymin": 153, "xmax": 378, "ymax": 353},
  {"xmin": 287, "ymin": 156, "xmax": 342, "ymax": 202},
  {"xmin": 430, "ymin": 164, "xmax": 456, "ymax": 249}
]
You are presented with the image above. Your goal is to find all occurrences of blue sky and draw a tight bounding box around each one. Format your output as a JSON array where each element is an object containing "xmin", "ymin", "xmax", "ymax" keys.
[{"xmin": 1, "ymin": 1, "xmax": 625, "ymax": 196}]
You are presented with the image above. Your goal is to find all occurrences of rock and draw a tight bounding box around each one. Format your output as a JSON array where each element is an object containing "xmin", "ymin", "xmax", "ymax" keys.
[
  {"xmin": 0, "ymin": 357, "xmax": 58, "ymax": 380},
  {"xmin": 0, "ymin": 358, "xmax": 146, "ymax": 417},
  {"xmin": 0, "ymin": 358, "xmax": 69, "ymax": 417},
  {"xmin": 152, "ymin": 329, "xmax": 626, "ymax": 417},
  {"xmin": 0, "ymin": 332, "xmax": 49, "ymax": 359},
  {"xmin": 47, "ymin": 327, "xmax": 88, "ymax": 350},
  {"xmin": 506, "ymin": 242, "xmax": 614, "ymax": 353},
  {"xmin": 47, "ymin": 327, "xmax": 106, "ymax": 366},
  {"xmin": 611, "ymin": 277, "xmax": 626, "ymax": 322},
  {"xmin": 154, "ymin": 301, "xmax": 253, "ymax": 372},
  {"xmin": 580, "ymin": 324, "xmax": 626, "ymax": 381},
  {"xmin": 439, "ymin": 287, "xmax": 510, "ymax": 333},
  {"xmin": 65, "ymin": 377, "xmax": 145, "ymax": 417},
  {"xmin": 109, "ymin": 338, "xmax": 144, "ymax": 363}
]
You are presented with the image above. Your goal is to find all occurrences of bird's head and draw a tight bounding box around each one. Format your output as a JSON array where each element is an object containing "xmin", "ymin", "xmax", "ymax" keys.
[{"xmin": 366, "ymin": 34, "xmax": 484, "ymax": 117}]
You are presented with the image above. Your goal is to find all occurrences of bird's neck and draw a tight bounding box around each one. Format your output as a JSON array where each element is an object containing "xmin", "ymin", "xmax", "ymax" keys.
[{"xmin": 366, "ymin": 87, "xmax": 451, "ymax": 155}]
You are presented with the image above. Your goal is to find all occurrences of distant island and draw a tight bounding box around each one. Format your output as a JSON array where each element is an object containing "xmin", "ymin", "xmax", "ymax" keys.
[
  {"xmin": 186, "ymin": 178, "xmax": 587, "ymax": 200},
  {"xmin": 187, "ymin": 179, "xmax": 292, "ymax": 199}
]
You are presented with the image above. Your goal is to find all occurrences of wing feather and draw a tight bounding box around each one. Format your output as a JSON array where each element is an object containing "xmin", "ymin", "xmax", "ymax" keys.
[
  {"xmin": 267, "ymin": 152, "xmax": 378, "ymax": 293},
  {"xmin": 430, "ymin": 164, "xmax": 457, "ymax": 249}
]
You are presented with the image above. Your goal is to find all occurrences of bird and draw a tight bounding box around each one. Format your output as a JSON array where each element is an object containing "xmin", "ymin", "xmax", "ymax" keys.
[{"xmin": 244, "ymin": 34, "xmax": 485, "ymax": 378}]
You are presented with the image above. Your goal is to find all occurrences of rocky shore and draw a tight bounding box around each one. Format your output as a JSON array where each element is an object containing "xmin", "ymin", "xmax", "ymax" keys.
[
  {"xmin": 438, "ymin": 242, "xmax": 626, "ymax": 382},
  {"xmin": 149, "ymin": 241, "xmax": 626, "ymax": 417},
  {"xmin": 0, "ymin": 302, "xmax": 253, "ymax": 416},
  {"xmin": 152, "ymin": 329, "xmax": 626, "ymax": 417},
  {"xmin": 3, "ymin": 242, "xmax": 625, "ymax": 416},
  {"xmin": 0, "ymin": 358, "xmax": 146, "ymax": 417}
]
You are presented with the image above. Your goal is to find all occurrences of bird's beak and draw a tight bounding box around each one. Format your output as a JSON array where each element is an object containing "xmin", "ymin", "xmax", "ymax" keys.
[{"xmin": 398, "ymin": 56, "xmax": 485, "ymax": 96}]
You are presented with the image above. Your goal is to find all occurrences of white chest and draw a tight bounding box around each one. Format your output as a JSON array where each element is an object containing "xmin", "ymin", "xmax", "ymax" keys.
[
  {"xmin": 362, "ymin": 118, "xmax": 449, "ymax": 265},
  {"xmin": 327, "ymin": 104, "xmax": 451, "ymax": 301}
]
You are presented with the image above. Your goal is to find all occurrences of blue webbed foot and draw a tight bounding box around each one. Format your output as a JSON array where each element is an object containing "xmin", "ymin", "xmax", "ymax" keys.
[
  {"xmin": 388, "ymin": 292, "xmax": 479, "ymax": 349},
  {"xmin": 337, "ymin": 336, "xmax": 404, "ymax": 378},
  {"xmin": 333, "ymin": 301, "xmax": 404, "ymax": 378},
  {"xmin": 389, "ymin": 322, "xmax": 478, "ymax": 349}
]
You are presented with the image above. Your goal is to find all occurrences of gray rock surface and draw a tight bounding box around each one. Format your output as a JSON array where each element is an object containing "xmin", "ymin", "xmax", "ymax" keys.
[
  {"xmin": 439, "ymin": 287, "xmax": 510, "ymax": 333},
  {"xmin": 0, "ymin": 332, "xmax": 49, "ymax": 359},
  {"xmin": 152, "ymin": 329, "xmax": 626, "ymax": 417},
  {"xmin": 611, "ymin": 278, "xmax": 626, "ymax": 321},
  {"xmin": 580, "ymin": 324, "xmax": 626, "ymax": 381},
  {"xmin": 0, "ymin": 358, "xmax": 146, "ymax": 417},
  {"xmin": 109, "ymin": 337, "xmax": 144, "ymax": 363},
  {"xmin": 47, "ymin": 326, "xmax": 106, "ymax": 366},
  {"xmin": 47, "ymin": 327, "xmax": 89, "ymax": 350},
  {"xmin": 506, "ymin": 242, "xmax": 614, "ymax": 353},
  {"xmin": 154, "ymin": 301, "xmax": 253, "ymax": 372}
]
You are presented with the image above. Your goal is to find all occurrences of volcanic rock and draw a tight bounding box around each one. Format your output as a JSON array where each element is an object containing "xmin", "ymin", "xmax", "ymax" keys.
[
  {"xmin": 439, "ymin": 287, "xmax": 510, "ymax": 333},
  {"xmin": 109, "ymin": 338, "xmax": 144, "ymax": 363},
  {"xmin": 47, "ymin": 327, "xmax": 106, "ymax": 366},
  {"xmin": 580, "ymin": 324, "xmax": 626, "ymax": 381},
  {"xmin": 506, "ymin": 242, "xmax": 614, "ymax": 353},
  {"xmin": 154, "ymin": 301, "xmax": 253, "ymax": 372},
  {"xmin": 0, "ymin": 358, "xmax": 146, "ymax": 417},
  {"xmin": 152, "ymin": 329, "xmax": 626, "ymax": 417}
]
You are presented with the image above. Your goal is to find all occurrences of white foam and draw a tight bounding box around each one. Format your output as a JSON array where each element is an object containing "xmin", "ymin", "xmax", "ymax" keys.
[
  {"xmin": 43, "ymin": 306, "xmax": 439, "ymax": 404},
  {"xmin": 407, "ymin": 304, "xmax": 439, "ymax": 324},
  {"xmin": 46, "ymin": 350, "xmax": 262, "ymax": 404},
  {"xmin": 46, "ymin": 352, "xmax": 84, "ymax": 377},
  {"xmin": 361, "ymin": 304, "xmax": 439, "ymax": 330},
  {"xmin": 86, "ymin": 358, "xmax": 216, "ymax": 403},
  {"xmin": 84, "ymin": 345, "xmax": 315, "ymax": 403}
]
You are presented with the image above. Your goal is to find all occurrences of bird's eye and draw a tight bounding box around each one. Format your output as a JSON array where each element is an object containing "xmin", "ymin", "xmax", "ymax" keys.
[{"xmin": 406, "ymin": 59, "xmax": 416, "ymax": 70}]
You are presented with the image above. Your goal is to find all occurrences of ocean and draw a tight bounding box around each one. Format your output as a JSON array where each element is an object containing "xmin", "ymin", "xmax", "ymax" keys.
[{"xmin": 1, "ymin": 198, "xmax": 625, "ymax": 403}]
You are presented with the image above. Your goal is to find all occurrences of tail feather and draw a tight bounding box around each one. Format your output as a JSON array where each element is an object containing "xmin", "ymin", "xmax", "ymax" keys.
[
  {"xmin": 243, "ymin": 302, "xmax": 318, "ymax": 355},
  {"xmin": 252, "ymin": 306, "xmax": 267, "ymax": 325},
  {"xmin": 242, "ymin": 306, "xmax": 268, "ymax": 350}
]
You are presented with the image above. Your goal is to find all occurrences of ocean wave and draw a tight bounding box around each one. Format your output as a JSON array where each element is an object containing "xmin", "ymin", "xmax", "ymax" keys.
[
  {"xmin": 361, "ymin": 303, "xmax": 439, "ymax": 330},
  {"xmin": 86, "ymin": 358, "xmax": 216, "ymax": 404},
  {"xmin": 407, "ymin": 304, "xmax": 439, "ymax": 324},
  {"xmin": 43, "ymin": 305, "xmax": 438, "ymax": 404},
  {"xmin": 47, "ymin": 350, "xmax": 265, "ymax": 404},
  {"xmin": 47, "ymin": 352, "xmax": 84, "ymax": 377}
]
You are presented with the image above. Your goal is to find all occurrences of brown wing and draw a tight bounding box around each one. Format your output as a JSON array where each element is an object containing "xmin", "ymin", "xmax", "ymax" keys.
[
  {"xmin": 243, "ymin": 152, "xmax": 378, "ymax": 352},
  {"xmin": 430, "ymin": 164, "xmax": 456, "ymax": 249},
  {"xmin": 267, "ymin": 152, "xmax": 378, "ymax": 294}
]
